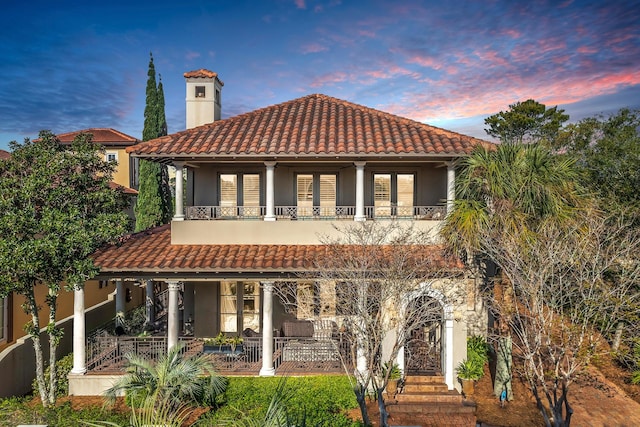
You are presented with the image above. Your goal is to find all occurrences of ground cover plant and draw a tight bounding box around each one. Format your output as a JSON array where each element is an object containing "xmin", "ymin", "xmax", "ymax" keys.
[
  {"xmin": 0, "ymin": 396, "xmax": 129, "ymax": 427},
  {"xmin": 200, "ymin": 375, "xmax": 360, "ymax": 426}
]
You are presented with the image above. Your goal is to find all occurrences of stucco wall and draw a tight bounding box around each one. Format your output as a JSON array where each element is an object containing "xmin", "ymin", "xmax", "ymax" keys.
[{"xmin": 0, "ymin": 296, "xmax": 117, "ymax": 398}]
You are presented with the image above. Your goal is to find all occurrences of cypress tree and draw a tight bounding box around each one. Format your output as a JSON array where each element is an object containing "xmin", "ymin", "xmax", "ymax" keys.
[
  {"xmin": 134, "ymin": 53, "xmax": 173, "ymax": 232},
  {"xmin": 157, "ymin": 75, "xmax": 173, "ymax": 222}
]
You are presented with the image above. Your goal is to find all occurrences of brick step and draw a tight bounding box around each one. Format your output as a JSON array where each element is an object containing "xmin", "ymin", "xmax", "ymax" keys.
[
  {"xmin": 402, "ymin": 383, "xmax": 450, "ymax": 393},
  {"xmin": 403, "ymin": 375, "xmax": 445, "ymax": 384},
  {"xmin": 394, "ymin": 391, "xmax": 463, "ymax": 404},
  {"xmin": 386, "ymin": 401, "xmax": 476, "ymax": 414}
]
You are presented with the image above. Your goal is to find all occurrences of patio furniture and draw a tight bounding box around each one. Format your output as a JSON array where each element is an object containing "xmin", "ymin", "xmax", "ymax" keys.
[{"xmin": 280, "ymin": 320, "xmax": 340, "ymax": 362}]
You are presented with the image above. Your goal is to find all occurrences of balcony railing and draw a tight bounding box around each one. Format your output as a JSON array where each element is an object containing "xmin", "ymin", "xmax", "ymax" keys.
[{"xmin": 186, "ymin": 205, "xmax": 446, "ymax": 221}]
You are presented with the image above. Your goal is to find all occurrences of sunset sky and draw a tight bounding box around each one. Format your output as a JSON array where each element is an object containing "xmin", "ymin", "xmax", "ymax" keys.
[{"xmin": 1, "ymin": 0, "xmax": 638, "ymax": 150}]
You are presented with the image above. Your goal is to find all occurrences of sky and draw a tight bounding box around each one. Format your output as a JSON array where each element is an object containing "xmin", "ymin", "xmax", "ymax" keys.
[{"xmin": 1, "ymin": 0, "xmax": 639, "ymax": 151}]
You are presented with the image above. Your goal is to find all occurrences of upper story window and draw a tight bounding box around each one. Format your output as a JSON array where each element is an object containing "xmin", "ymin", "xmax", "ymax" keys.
[
  {"xmin": 374, "ymin": 173, "xmax": 414, "ymax": 216},
  {"xmin": 195, "ymin": 86, "xmax": 206, "ymax": 98},
  {"xmin": 296, "ymin": 174, "xmax": 336, "ymax": 216},
  {"xmin": 220, "ymin": 173, "xmax": 261, "ymax": 216},
  {"xmin": 215, "ymin": 89, "xmax": 221, "ymax": 105},
  {"xmin": 105, "ymin": 152, "xmax": 118, "ymax": 163}
]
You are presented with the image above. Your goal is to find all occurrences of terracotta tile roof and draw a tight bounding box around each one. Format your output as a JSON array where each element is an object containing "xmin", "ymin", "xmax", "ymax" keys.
[
  {"xmin": 93, "ymin": 225, "xmax": 463, "ymax": 275},
  {"xmin": 0, "ymin": 149, "xmax": 10, "ymax": 160},
  {"xmin": 127, "ymin": 94, "xmax": 492, "ymax": 158},
  {"xmin": 57, "ymin": 128, "xmax": 139, "ymax": 147},
  {"xmin": 184, "ymin": 69, "xmax": 224, "ymax": 85},
  {"xmin": 108, "ymin": 181, "xmax": 138, "ymax": 195}
]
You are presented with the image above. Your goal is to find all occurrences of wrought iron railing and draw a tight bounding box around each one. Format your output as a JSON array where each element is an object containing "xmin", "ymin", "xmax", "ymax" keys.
[
  {"xmin": 186, "ymin": 205, "xmax": 446, "ymax": 221},
  {"xmin": 86, "ymin": 335, "xmax": 353, "ymax": 374}
]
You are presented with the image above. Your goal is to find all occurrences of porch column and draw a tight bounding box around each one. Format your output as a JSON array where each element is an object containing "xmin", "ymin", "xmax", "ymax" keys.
[
  {"xmin": 145, "ymin": 280, "xmax": 155, "ymax": 325},
  {"xmin": 173, "ymin": 162, "xmax": 185, "ymax": 221},
  {"xmin": 259, "ymin": 281, "xmax": 276, "ymax": 376},
  {"xmin": 167, "ymin": 281, "xmax": 181, "ymax": 351},
  {"xmin": 354, "ymin": 161, "xmax": 366, "ymax": 221},
  {"xmin": 444, "ymin": 314, "xmax": 455, "ymax": 390},
  {"xmin": 264, "ymin": 161, "xmax": 276, "ymax": 221},
  {"xmin": 446, "ymin": 162, "xmax": 455, "ymax": 214},
  {"xmin": 70, "ymin": 284, "xmax": 86, "ymax": 374},
  {"xmin": 115, "ymin": 279, "xmax": 125, "ymax": 330}
]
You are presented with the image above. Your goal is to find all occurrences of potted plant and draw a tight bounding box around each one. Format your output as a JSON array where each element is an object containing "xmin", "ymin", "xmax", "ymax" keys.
[
  {"xmin": 203, "ymin": 333, "xmax": 244, "ymax": 354},
  {"xmin": 228, "ymin": 335, "xmax": 243, "ymax": 353},
  {"xmin": 382, "ymin": 362, "xmax": 402, "ymax": 397},
  {"xmin": 456, "ymin": 358, "xmax": 483, "ymax": 397}
]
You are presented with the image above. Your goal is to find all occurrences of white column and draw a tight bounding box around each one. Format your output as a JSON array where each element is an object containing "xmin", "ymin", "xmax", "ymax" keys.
[
  {"xmin": 264, "ymin": 161, "xmax": 276, "ymax": 221},
  {"xmin": 445, "ymin": 317, "xmax": 455, "ymax": 390},
  {"xmin": 446, "ymin": 162, "xmax": 456, "ymax": 214},
  {"xmin": 167, "ymin": 281, "xmax": 181, "ymax": 351},
  {"xmin": 259, "ymin": 281, "xmax": 276, "ymax": 376},
  {"xmin": 145, "ymin": 280, "xmax": 155, "ymax": 325},
  {"xmin": 70, "ymin": 284, "xmax": 86, "ymax": 374},
  {"xmin": 116, "ymin": 279, "xmax": 126, "ymax": 319},
  {"xmin": 354, "ymin": 161, "xmax": 366, "ymax": 221},
  {"xmin": 173, "ymin": 162, "xmax": 185, "ymax": 221}
]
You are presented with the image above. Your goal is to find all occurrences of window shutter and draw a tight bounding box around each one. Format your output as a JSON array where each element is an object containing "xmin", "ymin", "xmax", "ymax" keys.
[{"xmin": 243, "ymin": 174, "xmax": 260, "ymax": 206}]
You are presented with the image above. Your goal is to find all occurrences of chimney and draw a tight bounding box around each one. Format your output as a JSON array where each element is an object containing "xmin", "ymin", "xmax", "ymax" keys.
[{"xmin": 184, "ymin": 69, "xmax": 224, "ymax": 129}]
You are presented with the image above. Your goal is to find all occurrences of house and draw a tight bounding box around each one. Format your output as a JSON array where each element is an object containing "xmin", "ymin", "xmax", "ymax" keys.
[
  {"xmin": 56, "ymin": 128, "xmax": 140, "ymax": 191},
  {"xmin": 0, "ymin": 132, "xmax": 143, "ymax": 398},
  {"xmin": 68, "ymin": 69, "xmax": 492, "ymax": 395}
]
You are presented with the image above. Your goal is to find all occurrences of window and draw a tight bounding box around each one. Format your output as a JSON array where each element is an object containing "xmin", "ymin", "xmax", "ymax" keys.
[
  {"xmin": 105, "ymin": 152, "xmax": 118, "ymax": 163},
  {"xmin": 220, "ymin": 281, "xmax": 261, "ymax": 333},
  {"xmin": 296, "ymin": 174, "xmax": 336, "ymax": 216},
  {"xmin": 195, "ymin": 86, "xmax": 206, "ymax": 98},
  {"xmin": 219, "ymin": 173, "xmax": 261, "ymax": 217},
  {"xmin": 215, "ymin": 89, "xmax": 221, "ymax": 104},
  {"xmin": 373, "ymin": 173, "xmax": 414, "ymax": 216}
]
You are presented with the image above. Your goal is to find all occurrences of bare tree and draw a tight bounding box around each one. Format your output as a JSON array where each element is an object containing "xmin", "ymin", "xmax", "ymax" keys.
[
  {"xmin": 481, "ymin": 213, "xmax": 640, "ymax": 427},
  {"xmin": 274, "ymin": 221, "xmax": 466, "ymax": 427}
]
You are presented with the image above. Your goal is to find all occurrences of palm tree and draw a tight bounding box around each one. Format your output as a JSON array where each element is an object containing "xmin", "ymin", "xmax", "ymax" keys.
[
  {"xmin": 104, "ymin": 343, "xmax": 227, "ymax": 409},
  {"xmin": 441, "ymin": 142, "xmax": 586, "ymax": 257},
  {"xmin": 440, "ymin": 141, "xmax": 588, "ymax": 402}
]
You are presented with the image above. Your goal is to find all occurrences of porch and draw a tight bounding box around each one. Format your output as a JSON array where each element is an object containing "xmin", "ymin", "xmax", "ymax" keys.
[{"xmin": 85, "ymin": 334, "xmax": 353, "ymax": 375}]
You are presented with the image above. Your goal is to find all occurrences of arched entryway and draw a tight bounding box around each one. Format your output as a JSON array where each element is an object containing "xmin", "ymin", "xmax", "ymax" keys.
[
  {"xmin": 404, "ymin": 296, "xmax": 443, "ymax": 375},
  {"xmin": 399, "ymin": 284, "xmax": 455, "ymax": 390}
]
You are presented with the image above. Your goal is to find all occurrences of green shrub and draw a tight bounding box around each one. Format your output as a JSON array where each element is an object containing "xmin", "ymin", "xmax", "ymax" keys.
[
  {"xmin": 202, "ymin": 376, "xmax": 359, "ymax": 426},
  {"xmin": 467, "ymin": 335, "xmax": 489, "ymax": 364},
  {"xmin": 0, "ymin": 397, "xmax": 128, "ymax": 427},
  {"xmin": 31, "ymin": 353, "xmax": 74, "ymax": 398}
]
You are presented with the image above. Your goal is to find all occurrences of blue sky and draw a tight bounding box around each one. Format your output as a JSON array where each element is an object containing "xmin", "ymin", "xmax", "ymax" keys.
[{"xmin": 1, "ymin": 0, "xmax": 639, "ymax": 151}]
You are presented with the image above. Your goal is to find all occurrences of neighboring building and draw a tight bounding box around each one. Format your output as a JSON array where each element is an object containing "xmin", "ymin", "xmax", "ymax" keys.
[
  {"xmin": 0, "ymin": 132, "xmax": 142, "ymax": 397},
  {"xmin": 68, "ymin": 69, "xmax": 493, "ymax": 395},
  {"xmin": 56, "ymin": 128, "xmax": 140, "ymax": 191}
]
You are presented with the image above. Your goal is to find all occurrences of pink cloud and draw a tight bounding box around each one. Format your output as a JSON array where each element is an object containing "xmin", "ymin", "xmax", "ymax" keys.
[
  {"xmin": 310, "ymin": 71, "xmax": 348, "ymax": 87},
  {"xmin": 294, "ymin": 0, "xmax": 306, "ymax": 9},
  {"xmin": 358, "ymin": 30, "xmax": 376, "ymax": 38},
  {"xmin": 407, "ymin": 55, "xmax": 443, "ymax": 70},
  {"xmin": 301, "ymin": 43, "xmax": 329, "ymax": 54},
  {"xmin": 185, "ymin": 51, "xmax": 201, "ymax": 60},
  {"xmin": 577, "ymin": 46, "xmax": 597, "ymax": 54}
]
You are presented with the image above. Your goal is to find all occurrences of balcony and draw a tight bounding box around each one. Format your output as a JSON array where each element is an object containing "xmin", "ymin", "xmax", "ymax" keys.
[{"xmin": 186, "ymin": 205, "xmax": 446, "ymax": 221}]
